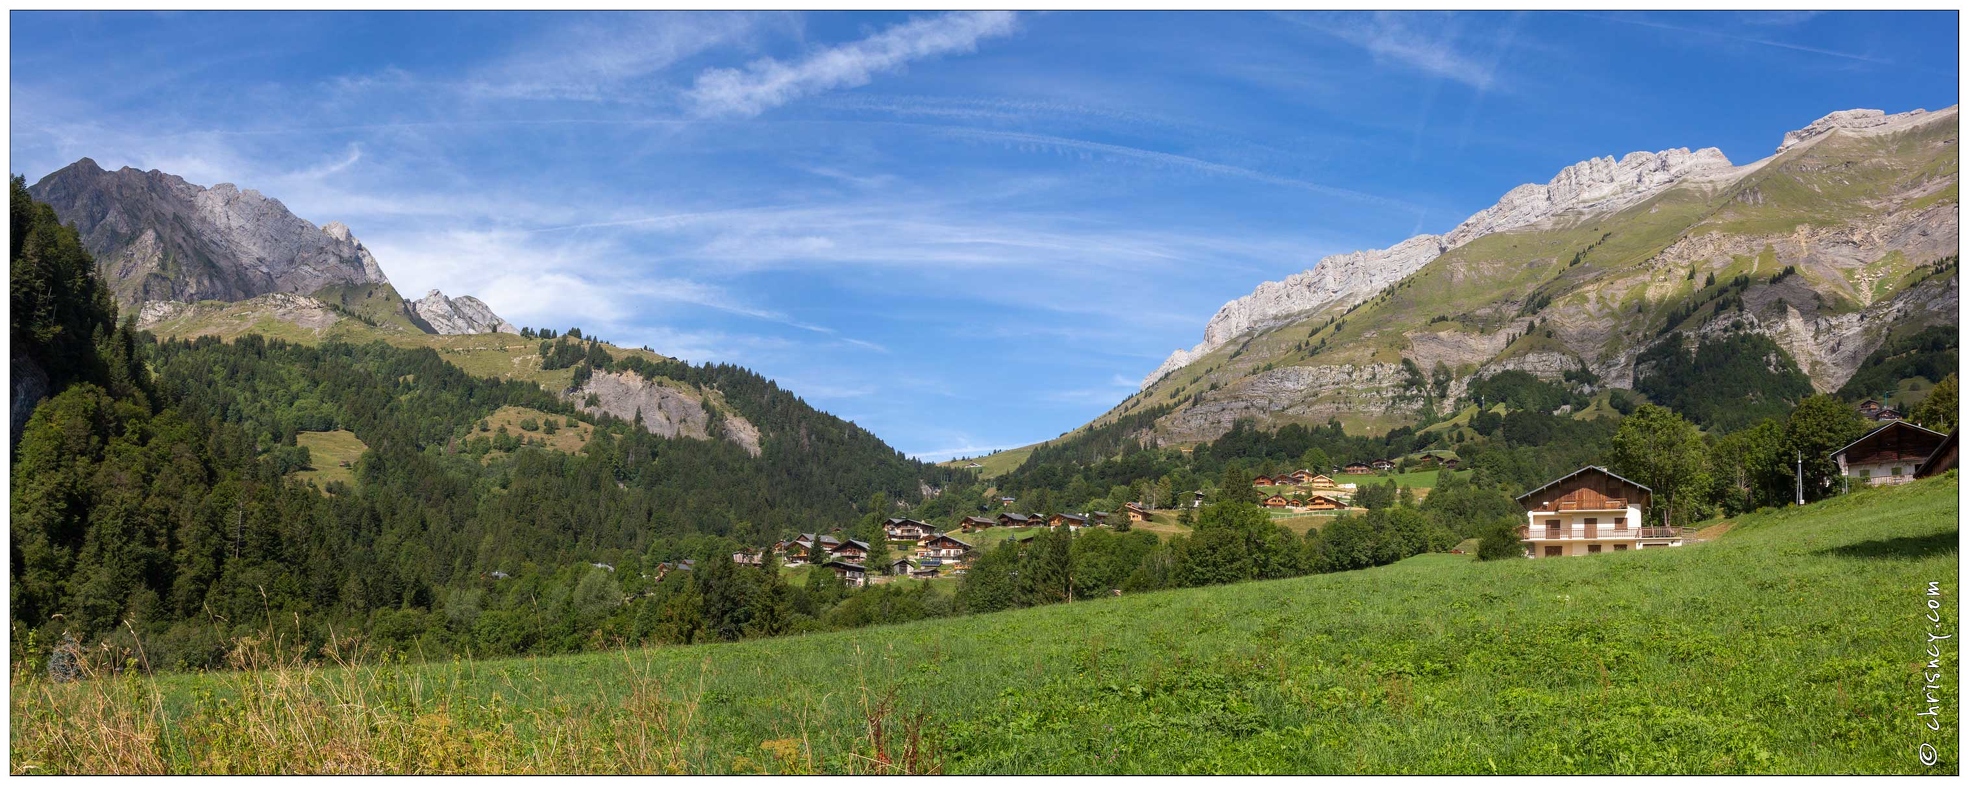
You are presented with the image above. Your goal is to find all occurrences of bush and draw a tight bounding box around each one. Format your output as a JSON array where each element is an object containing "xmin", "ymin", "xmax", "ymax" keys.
[{"xmin": 1476, "ymin": 518, "xmax": 1525, "ymax": 561}]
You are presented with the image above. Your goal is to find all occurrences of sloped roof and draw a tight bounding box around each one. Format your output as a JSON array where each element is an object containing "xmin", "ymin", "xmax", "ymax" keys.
[
  {"xmin": 1830, "ymin": 419, "xmax": 1948, "ymax": 459},
  {"xmin": 1514, "ymin": 465, "xmax": 1652, "ymax": 503}
]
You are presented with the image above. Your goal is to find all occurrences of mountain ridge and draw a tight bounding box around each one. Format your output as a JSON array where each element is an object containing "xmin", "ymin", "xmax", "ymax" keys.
[{"xmin": 1143, "ymin": 106, "xmax": 1951, "ymax": 389}]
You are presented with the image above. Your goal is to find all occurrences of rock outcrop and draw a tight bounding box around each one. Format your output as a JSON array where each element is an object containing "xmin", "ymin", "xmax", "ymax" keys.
[
  {"xmin": 568, "ymin": 370, "xmax": 763, "ymax": 456},
  {"xmin": 27, "ymin": 159, "xmax": 391, "ymax": 307},
  {"xmin": 1775, "ymin": 107, "xmax": 1936, "ymax": 154},
  {"xmin": 412, "ymin": 290, "xmax": 518, "ymax": 335},
  {"xmin": 10, "ymin": 355, "xmax": 50, "ymax": 448}
]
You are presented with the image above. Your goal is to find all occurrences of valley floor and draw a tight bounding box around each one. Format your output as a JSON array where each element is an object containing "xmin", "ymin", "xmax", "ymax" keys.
[{"xmin": 11, "ymin": 475, "xmax": 1958, "ymax": 774}]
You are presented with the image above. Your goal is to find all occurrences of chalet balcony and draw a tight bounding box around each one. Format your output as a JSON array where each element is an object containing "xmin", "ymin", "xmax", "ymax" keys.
[
  {"xmin": 1518, "ymin": 526, "xmax": 1688, "ymax": 541},
  {"xmin": 1552, "ymin": 498, "xmax": 1627, "ymax": 512}
]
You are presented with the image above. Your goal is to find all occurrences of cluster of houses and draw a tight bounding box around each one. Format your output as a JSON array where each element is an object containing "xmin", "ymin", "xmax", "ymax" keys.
[
  {"xmin": 1856, "ymin": 398, "xmax": 1908, "ymax": 423},
  {"xmin": 1251, "ymin": 470, "xmax": 1361, "ymax": 511}
]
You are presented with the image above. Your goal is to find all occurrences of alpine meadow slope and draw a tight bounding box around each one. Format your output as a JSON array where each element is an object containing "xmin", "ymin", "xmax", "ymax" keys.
[{"xmin": 12, "ymin": 472, "xmax": 1958, "ymax": 774}]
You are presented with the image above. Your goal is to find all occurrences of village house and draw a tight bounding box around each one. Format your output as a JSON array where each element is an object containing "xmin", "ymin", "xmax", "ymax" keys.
[
  {"xmin": 1858, "ymin": 398, "xmax": 1884, "ymax": 418},
  {"xmin": 1443, "ymin": 458, "xmax": 1461, "ymax": 470},
  {"xmin": 654, "ymin": 559, "xmax": 696, "ymax": 581},
  {"xmin": 1872, "ymin": 407, "xmax": 1905, "ymax": 422},
  {"xmin": 1371, "ymin": 458, "xmax": 1395, "ymax": 472},
  {"xmin": 1832, "ymin": 420, "xmax": 1949, "ymax": 487},
  {"xmin": 908, "ymin": 566, "xmax": 940, "ymax": 579},
  {"xmin": 1047, "ymin": 513, "xmax": 1088, "ymax": 529},
  {"xmin": 958, "ymin": 515, "xmax": 997, "ymax": 533},
  {"xmin": 916, "ymin": 533, "xmax": 973, "ymax": 560},
  {"xmin": 1515, "ymin": 466, "xmax": 1680, "ymax": 558},
  {"xmin": 1286, "ymin": 497, "xmax": 1306, "ymax": 507},
  {"xmin": 883, "ymin": 518, "xmax": 935, "ymax": 540},
  {"xmin": 1290, "ymin": 469, "xmax": 1316, "ymax": 483},
  {"xmin": 1253, "ymin": 474, "xmax": 1276, "ymax": 487},
  {"xmin": 731, "ymin": 550, "xmax": 764, "ymax": 566},
  {"xmin": 825, "ymin": 560, "xmax": 867, "ymax": 587},
  {"xmin": 829, "ymin": 539, "xmax": 872, "ymax": 564},
  {"xmin": 1343, "ymin": 462, "xmax": 1373, "ymax": 475},
  {"xmin": 773, "ymin": 540, "xmax": 811, "ymax": 566},
  {"xmin": 1089, "ymin": 511, "xmax": 1110, "ymax": 524},
  {"xmin": 997, "ymin": 512, "xmax": 1038, "ymax": 527},
  {"xmin": 999, "ymin": 496, "xmax": 1017, "ymax": 508},
  {"xmin": 1263, "ymin": 494, "xmax": 1290, "ymax": 508},
  {"xmin": 1305, "ymin": 493, "xmax": 1343, "ymax": 511},
  {"xmin": 1124, "ymin": 502, "xmax": 1153, "ymax": 523},
  {"xmin": 886, "ymin": 558, "xmax": 913, "ymax": 576},
  {"xmin": 1304, "ymin": 473, "xmax": 1339, "ymax": 489}
]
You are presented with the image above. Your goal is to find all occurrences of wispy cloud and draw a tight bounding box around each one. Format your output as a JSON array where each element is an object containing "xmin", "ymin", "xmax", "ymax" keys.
[
  {"xmin": 472, "ymin": 12, "xmax": 774, "ymax": 101},
  {"xmin": 1577, "ymin": 12, "xmax": 1893, "ymax": 65},
  {"xmin": 686, "ymin": 11, "xmax": 1019, "ymax": 117},
  {"xmin": 1287, "ymin": 12, "xmax": 1503, "ymax": 91}
]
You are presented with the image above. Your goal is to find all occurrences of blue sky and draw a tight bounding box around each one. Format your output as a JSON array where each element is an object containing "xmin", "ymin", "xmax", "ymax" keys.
[{"xmin": 10, "ymin": 11, "xmax": 1959, "ymax": 459}]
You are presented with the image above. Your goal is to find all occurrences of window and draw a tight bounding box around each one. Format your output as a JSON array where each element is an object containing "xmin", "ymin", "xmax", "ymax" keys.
[
  {"xmin": 1854, "ymin": 467, "xmax": 1870, "ymax": 478},
  {"xmin": 1543, "ymin": 546, "xmax": 1562, "ymax": 558},
  {"xmin": 1892, "ymin": 466, "xmax": 1904, "ymax": 476},
  {"xmin": 1614, "ymin": 517, "xmax": 1627, "ymax": 531},
  {"xmin": 1588, "ymin": 545, "xmax": 1602, "ymax": 554},
  {"xmin": 1613, "ymin": 544, "xmax": 1627, "ymax": 551}
]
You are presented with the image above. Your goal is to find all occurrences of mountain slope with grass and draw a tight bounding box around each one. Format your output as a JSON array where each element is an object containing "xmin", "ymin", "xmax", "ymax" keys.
[
  {"xmin": 1116, "ymin": 107, "xmax": 1958, "ymax": 442},
  {"xmin": 13, "ymin": 473, "xmax": 1956, "ymax": 774}
]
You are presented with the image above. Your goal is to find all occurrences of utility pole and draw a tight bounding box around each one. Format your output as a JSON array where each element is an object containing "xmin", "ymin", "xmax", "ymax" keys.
[{"xmin": 1795, "ymin": 450, "xmax": 1805, "ymax": 506}]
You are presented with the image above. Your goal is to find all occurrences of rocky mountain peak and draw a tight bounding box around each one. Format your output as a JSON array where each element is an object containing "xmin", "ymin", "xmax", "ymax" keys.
[
  {"xmin": 412, "ymin": 289, "xmax": 518, "ymax": 335},
  {"xmin": 1775, "ymin": 107, "xmax": 1942, "ymax": 154}
]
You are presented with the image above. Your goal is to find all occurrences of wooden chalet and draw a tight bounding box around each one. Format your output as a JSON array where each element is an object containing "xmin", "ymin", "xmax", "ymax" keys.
[
  {"xmin": 1304, "ymin": 494, "xmax": 1342, "ymax": 511},
  {"xmin": 1253, "ymin": 474, "xmax": 1276, "ymax": 487},
  {"xmin": 908, "ymin": 566, "xmax": 941, "ymax": 579},
  {"xmin": 1089, "ymin": 511, "xmax": 1109, "ymax": 524},
  {"xmin": 997, "ymin": 512, "xmax": 1037, "ymax": 527},
  {"xmin": 958, "ymin": 515, "xmax": 998, "ymax": 533},
  {"xmin": 1124, "ymin": 502, "xmax": 1153, "ymax": 523},
  {"xmin": 1048, "ymin": 513, "xmax": 1089, "ymax": 529},
  {"xmin": 916, "ymin": 533, "xmax": 972, "ymax": 560},
  {"xmin": 824, "ymin": 560, "xmax": 867, "ymax": 587},
  {"xmin": 1443, "ymin": 458, "xmax": 1461, "ymax": 470},
  {"xmin": 999, "ymin": 496, "xmax": 1017, "ymax": 508},
  {"xmin": 1342, "ymin": 462, "xmax": 1373, "ymax": 475},
  {"xmin": 1873, "ymin": 407, "xmax": 1905, "ymax": 422},
  {"xmin": 1286, "ymin": 497, "xmax": 1306, "ymax": 507},
  {"xmin": 1858, "ymin": 399, "xmax": 1884, "ymax": 417},
  {"xmin": 732, "ymin": 550, "xmax": 764, "ymax": 566},
  {"xmin": 1832, "ymin": 420, "xmax": 1949, "ymax": 487},
  {"xmin": 1917, "ymin": 431, "xmax": 1958, "ymax": 478},
  {"xmin": 1262, "ymin": 494, "xmax": 1290, "ymax": 508},
  {"xmin": 1290, "ymin": 469, "xmax": 1316, "ymax": 483},
  {"xmin": 1515, "ymin": 466, "xmax": 1675, "ymax": 558},
  {"xmin": 887, "ymin": 558, "xmax": 913, "ymax": 576},
  {"xmin": 829, "ymin": 539, "xmax": 872, "ymax": 564},
  {"xmin": 1304, "ymin": 473, "xmax": 1338, "ymax": 489},
  {"xmin": 883, "ymin": 518, "xmax": 935, "ymax": 540},
  {"xmin": 1371, "ymin": 458, "xmax": 1395, "ymax": 472}
]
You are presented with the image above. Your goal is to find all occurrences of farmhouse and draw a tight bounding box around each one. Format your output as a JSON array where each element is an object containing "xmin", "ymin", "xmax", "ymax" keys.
[
  {"xmin": 1304, "ymin": 473, "xmax": 1338, "ymax": 489},
  {"xmin": 1832, "ymin": 420, "xmax": 1949, "ymax": 486},
  {"xmin": 1124, "ymin": 502, "xmax": 1153, "ymax": 523},
  {"xmin": 1858, "ymin": 398, "xmax": 1884, "ymax": 418},
  {"xmin": 908, "ymin": 566, "xmax": 940, "ymax": 579},
  {"xmin": 887, "ymin": 558, "xmax": 913, "ymax": 576},
  {"xmin": 1289, "ymin": 469, "xmax": 1316, "ymax": 483},
  {"xmin": 1371, "ymin": 459, "xmax": 1395, "ymax": 472},
  {"xmin": 1263, "ymin": 494, "xmax": 1290, "ymax": 508},
  {"xmin": 998, "ymin": 512, "xmax": 1039, "ymax": 527},
  {"xmin": 1516, "ymin": 466, "xmax": 1680, "ymax": 557},
  {"xmin": 1253, "ymin": 475, "xmax": 1276, "ymax": 487},
  {"xmin": 1048, "ymin": 513, "xmax": 1089, "ymax": 529},
  {"xmin": 1343, "ymin": 462, "xmax": 1372, "ymax": 475},
  {"xmin": 917, "ymin": 533, "xmax": 972, "ymax": 560}
]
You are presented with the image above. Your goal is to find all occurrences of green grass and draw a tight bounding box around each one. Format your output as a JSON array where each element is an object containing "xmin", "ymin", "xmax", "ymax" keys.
[
  {"xmin": 290, "ymin": 430, "xmax": 369, "ymax": 489},
  {"xmin": 940, "ymin": 444, "xmax": 1039, "ymax": 480},
  {"xmin": 14, "ymin": 474, "xmax": 1958, "ymax": 773}
]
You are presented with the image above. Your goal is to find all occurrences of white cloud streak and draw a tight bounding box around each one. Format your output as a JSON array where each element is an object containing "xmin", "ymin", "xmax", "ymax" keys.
[
  {"xmin": 1287, "ymin": 12, "xmax": 1501, "ymax": 90},
  {"xmin": 686, "ymin": 11, "xmax": 1018, "ymax": 117}
]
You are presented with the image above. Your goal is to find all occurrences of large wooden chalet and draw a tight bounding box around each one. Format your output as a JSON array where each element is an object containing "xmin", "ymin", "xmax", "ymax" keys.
[
  {"xmin": 1515, "ymin": 466, "xmax": 1680, "ymax": 558},
  {"xmin": 997, "ymin": 512, "xmax": 1039, "ymax": 527},
  {"xmin": 1124, "ymin": 502, "xmax": 1153, "ymax": 523},
  {"xmin": 1342, "ymin": 462, "xmax": 1373, "ymax": 475},
  {"xmin": 958, "ymin": 515, "xmax": 997, "ymax": 533},
  {"xmin": 1832, "ymin": 420, "xmax": 1949, "ymax": 487},
  {"xmin": 883, "ymin": 518, "xmax": 936, "ymax": 540},
  {"xmin": 829, "ymin": 539, "xmax": 872, "ymax": 564},
  {"xmin": 916, "ymin": 533, "xmax": 972, "ymax": 560}
]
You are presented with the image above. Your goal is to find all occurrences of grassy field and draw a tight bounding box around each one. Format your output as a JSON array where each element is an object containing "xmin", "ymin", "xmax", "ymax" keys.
[
  {"xmin": 940, "ymin": 444, "xmax": 1040, "ymax": 480},
  {"xmin": 12, "ymin": 474, "xmax": 1957, "ymax": 774},
  {"xmin": 290, "ymin": 430, "xmax": 369, "ymax": 490}
]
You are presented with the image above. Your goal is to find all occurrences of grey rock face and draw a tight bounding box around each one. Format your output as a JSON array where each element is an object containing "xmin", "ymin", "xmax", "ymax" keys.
[
  {"xmin": 412, "ymin": 290, "xmax": 518, "ymax": 335},
  {"xmin": 27, "ymin": 159, "xmax": 390, "ymax": 307},
  {"xmin": 568, "ymin": 370, "xmax": 762, "ymax": 456},
  {"xmin": 10, "ymin": 355, "xmax": 50, "ymax": 448}
]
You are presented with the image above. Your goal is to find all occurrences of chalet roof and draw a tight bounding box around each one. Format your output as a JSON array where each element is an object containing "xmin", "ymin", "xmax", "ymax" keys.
[
  {"xmin": 825, "ymin": 560, "xmax": 866, "ymax": 573},
  {"xmin": 1345, "ymin": 461, "xmax": 1371, "ymax": 467},
  {"xmin": 922, "ymin": 533, "xmax": 972, "ymax": 549},
  {"xmin": 818, "ymin": 535, "xmax": 841, "ymax": 547},
  {"xmin": 1514, "ymin": 465, "xmax": 1652, "ymax": 503},
  {"xmin": 834, "ymin": 539, "xmax": 871, "ymax": 552},
  {"xmin": 1830, "ymin": 420, "xmax": 1948, "ymax": 459}
]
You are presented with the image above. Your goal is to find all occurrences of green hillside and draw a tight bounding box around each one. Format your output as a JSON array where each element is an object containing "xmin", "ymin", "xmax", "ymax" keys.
[{"xmin": 15, "ymin": 474, "xmax": 1955, "ymax": 774}]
